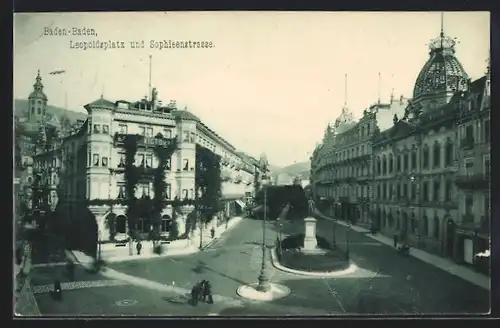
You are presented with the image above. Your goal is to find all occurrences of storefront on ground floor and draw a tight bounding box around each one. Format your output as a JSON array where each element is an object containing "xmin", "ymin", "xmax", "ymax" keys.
[{"xmin": 454, "ymin": 225, "xmax": 490, "ymax": 274}]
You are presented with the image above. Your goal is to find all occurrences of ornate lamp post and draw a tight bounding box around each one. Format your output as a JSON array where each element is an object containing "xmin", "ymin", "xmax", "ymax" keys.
[
  {"xmin": 346, "ymin": 222, "xmax": 351, "ymax": 260},
  {"xmin": 256, "ymin": 154, "xmax": 271, "ymax": 293}
]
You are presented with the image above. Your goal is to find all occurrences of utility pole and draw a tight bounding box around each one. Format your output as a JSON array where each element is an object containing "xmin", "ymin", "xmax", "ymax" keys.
[{"xmin": 148, "ymin": 54, "xmax": 152, "ymax": 100}]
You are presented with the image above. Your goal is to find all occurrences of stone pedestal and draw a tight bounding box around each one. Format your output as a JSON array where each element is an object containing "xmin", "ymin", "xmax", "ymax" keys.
[{"xmin": 303, "ymin": 217, "xmax": 317, "ymax": 251}]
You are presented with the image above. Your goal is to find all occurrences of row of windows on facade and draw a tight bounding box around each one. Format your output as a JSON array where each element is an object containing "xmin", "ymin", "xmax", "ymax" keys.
[
  {"xmin": 115, "ymin": 123, "xmax": 200, "ymax": 145},
  {"xmin": 382, "ymin": 214, "xmax": 438, "ymax": 239},
  {"xmin": 104, "ymin": 124, "xmax": 242, "ymax": 167},
  {"xmin": 319, "ymin": 163, "xmax": 371, "ymax": 180},
  {"xmin": 317, "ymin": 152, "xmax": 490, "ymax": 184},
  {"xmin": 116, "ymin": 184, "xmax": 193, "ymax": 200},
  {"xmin": 376, "ymin": 142, "xmax": 454, "ymax": 175},
  {"xmin": 461, "ymin": 119, "xmax": 490, "ymax": 144},
  {"xmin": 113, "ymin": 216, "xmax": 174, "ymax": 234},
  {"xmin": 336, "ymin": 123, "xmax": 372, "ymax": 145},
  {"xmin": 317, "ymin": 118, "xmax": 490, "ymax": 168},
  {"xmin": 90, "ymin": 153, "xmax": 192, "ymax": 171},
  {"xmin": 318, "ymin": 139, "xmax": 455, "ymax": 180},
  {"xmin": 375, "ymin": 180, "xmax": 454, "ymax": 202},
  {"xmin": 321, "ymin": 143, "xmax": 369, "ymax": 164},
  {"xmin": 319, "ymin": 185, "xmax": 369, "ymax": 198}
]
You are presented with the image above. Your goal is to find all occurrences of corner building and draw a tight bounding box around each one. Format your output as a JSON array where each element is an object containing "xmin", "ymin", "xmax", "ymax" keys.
[
  {"xmin": 311, "ymin": 29, "xmax": 490, "ymax": 264},
  {"xmin": 372, "ymin": 31, "xmax": 489, "ymax": 260},
  {"xmin": 32, "ymin": 86, "xmax": 260, "ymax": 241}
]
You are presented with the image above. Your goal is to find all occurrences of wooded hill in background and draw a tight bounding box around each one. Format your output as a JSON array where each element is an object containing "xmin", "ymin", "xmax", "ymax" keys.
[{"xmin": 14, "ymin": 99, "xmax": 87, "ymax": 122}]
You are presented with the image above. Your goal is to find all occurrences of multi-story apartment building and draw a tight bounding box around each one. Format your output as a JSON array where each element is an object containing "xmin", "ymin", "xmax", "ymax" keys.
[
  {"xmin": 310, "ymin": 28, "xmax": 490, "ymax": 264},
  {"xmin": 28, "ymin": 75, "xmax": 260, "ymax": 241},
  {"xmin": 311, "ymin": 97, "xmax": 408, "ymax": 227},
  {"xmin": 454, "ymin": 62, "xmax": 490, "ymax": 265}
]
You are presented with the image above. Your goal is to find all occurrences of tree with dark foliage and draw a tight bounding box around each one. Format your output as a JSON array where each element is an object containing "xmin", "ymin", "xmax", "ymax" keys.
[
  {"xmin": 195, "ymin": 145, "xmax": 222, "ymax": 225},
  {"xmin": 123, "ymin": 134, "xmax": 140, "ymax": 254},
  {"xmin": 151, "ymin": 134, "xmax": 178, "ymax": 247}
]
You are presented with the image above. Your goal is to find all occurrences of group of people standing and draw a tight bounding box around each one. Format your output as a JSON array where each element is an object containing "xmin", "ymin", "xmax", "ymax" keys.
[{"xmin": 191, "ymin": 280, "xmax": 214, "ymax": 306}]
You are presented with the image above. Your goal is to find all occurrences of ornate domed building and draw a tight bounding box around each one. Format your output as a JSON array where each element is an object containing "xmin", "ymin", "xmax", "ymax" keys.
[{"xmin": 411, "ymin": 26, "xmax": 470, "ymax": 113}]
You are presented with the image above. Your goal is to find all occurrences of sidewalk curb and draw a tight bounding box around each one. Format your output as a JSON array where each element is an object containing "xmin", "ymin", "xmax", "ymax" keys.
[
  {"xmin": 314, "ymin": 210, "xmax": 490, "ymax": 291},
  {"xmin": 68, "ymin": 217, "xmax": 244, "ymax": 265},
  {"xmin": 201, "ymin": 217, "xmax": 243, "ymax": 250},
  {"xmin": 269, "ymin": 247, "xmax": 358, "ymax": 277}
]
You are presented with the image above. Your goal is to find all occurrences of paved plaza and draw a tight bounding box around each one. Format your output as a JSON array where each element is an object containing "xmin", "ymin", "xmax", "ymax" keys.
[{"xmin": 32, "ymin": 217, "xmax": 490, "ymax": 316}]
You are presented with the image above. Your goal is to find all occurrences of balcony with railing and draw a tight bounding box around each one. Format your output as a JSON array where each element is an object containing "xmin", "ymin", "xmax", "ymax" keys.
[
  {"xmin": 455, "ymin": 173, "xmax": 490, "ymax": 190},
  {"xmin": 113, "ymin": 133, "xmax": 177, "ymax": 149}
]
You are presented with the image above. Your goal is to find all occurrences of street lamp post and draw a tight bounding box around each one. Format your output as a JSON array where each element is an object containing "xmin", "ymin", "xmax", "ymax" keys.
[
  {"xmin": 346, "ymin": 223, "xmax": 351, "ymax": 260},
  {"xmin": 332, "ymin": 217, "xmax": 337, "ymax": 246},
  {"xmin": 256, "ymin": 176, "xmax": 271, "ymax": 292}
]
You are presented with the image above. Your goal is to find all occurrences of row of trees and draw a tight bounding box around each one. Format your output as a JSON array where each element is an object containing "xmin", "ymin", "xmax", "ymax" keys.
[{"xmin": 254, "ymin": 185, "xmax": 308, "ymax": 221}]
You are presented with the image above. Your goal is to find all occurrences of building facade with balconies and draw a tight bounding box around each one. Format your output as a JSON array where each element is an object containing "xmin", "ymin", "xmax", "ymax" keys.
[
  {"xmin": 453, "ymin": 66, "xmax": 490, "ymax": 267},
  {"xmin": 372, "ymin": 29, "xmax": 489, "ymax": 260},
  {"xmin": 32, "ymin": 85, "xmax": 260, "ymax": 241}
]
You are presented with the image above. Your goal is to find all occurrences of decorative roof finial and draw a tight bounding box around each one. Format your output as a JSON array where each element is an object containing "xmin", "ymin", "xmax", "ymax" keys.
[
  {"xmin": 34, "ymin": 69, "xmax": 44, "ymax": 91},
  {"xmin": 428, "ymin": 12, "xmax": 457, "ymax": 54},
  {"xmin": 440, "ymin": 12, "xmax": 444, "ymax": 38}
]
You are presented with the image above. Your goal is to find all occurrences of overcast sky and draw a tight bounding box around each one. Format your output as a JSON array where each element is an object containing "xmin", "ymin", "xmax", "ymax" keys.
[{"xmin": 13, "ymin": 12, "xmax": 489, "ymax": 167}]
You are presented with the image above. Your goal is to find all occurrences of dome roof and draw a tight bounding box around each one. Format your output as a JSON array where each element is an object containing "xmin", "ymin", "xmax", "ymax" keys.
[
  {"xmin": 29, "ymin": 90, "xmax": 48, "ymax": 101},
  {"xmin": 412, "ymin": 33, "xmax": 469, "ymax": 100},
  {"xmin": 29, "ymin": 70, "xmax": 48, "ymax": 101}
]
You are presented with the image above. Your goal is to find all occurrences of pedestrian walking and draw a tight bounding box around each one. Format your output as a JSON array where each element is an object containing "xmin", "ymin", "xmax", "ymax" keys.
[
  {"xmin": 136, "ymin": 241, "xmax": 142, "ymax": 255},
  {"xmin": 210, "ymin": 227, "xmax": 215, "ymax": 239},
  {"xmin": 204, "ymin": 280, "xmax": 214, "ymax": 304},
  {"xmin": 393, "ymin": 234, "xmax": 398, "ymax": 248},
  {"xmin": 191, "ymin": 282, "xmax": 201, "ymax": 306}
]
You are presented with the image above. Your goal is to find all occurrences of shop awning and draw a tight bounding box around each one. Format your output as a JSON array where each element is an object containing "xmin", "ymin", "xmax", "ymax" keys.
[{"xmin": 235, "ymin": 200, "xmax": 246, "ymax": 209}]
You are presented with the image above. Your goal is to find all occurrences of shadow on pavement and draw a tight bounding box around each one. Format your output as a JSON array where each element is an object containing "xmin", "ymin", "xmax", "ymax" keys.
[{"xmin": 185, "ymin": 258, "xmax": 248, "ymax": 286}]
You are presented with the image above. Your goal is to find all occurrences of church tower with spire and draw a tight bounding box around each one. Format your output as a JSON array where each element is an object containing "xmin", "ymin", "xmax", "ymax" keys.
[{"xmin": 28, "ymin": 70, "xmax": 48, "ymax": 124}]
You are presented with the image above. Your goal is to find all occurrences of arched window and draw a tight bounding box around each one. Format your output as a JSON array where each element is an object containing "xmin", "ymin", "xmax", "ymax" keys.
[
  {"xmin": 411, "ymin": 215, "xmax": 417, "ymax": 234},
  {"xmin": 445, "ymin": 140, "xmax": 454, "ymax": 167},
  {"xmin": 382, "ymin": 155, "xmax": 387, "ymax": 175},
  {"xmin": 433, "ymin": 216, "xmax": 440, "ymax": 239},
  {"xmin": 116, "ymin": 215, "xmax": 127, "ymax": 234},
  {"xmin": 37, "ymin": 107, "xmax": 41, "ymax": 115},
  {"xmin": 433, "ymin": 142, "xmax": 441, "ymax": 168},
  {"xmin": 389, "ymin": 153, "xmax": 394, "ymax": 173},
  {"xmin": 422, "ymin": 216, "xmax": 428, "ymax": 236},
  {"xmin": 422, "ymin": 145, "xmax": 430, "ymax": 169},
  {"xmin": 376, "ymin": 157, "xmax": 381, "ymax": 175},
  {"xmin": 411, "ymin": 149, "xmax": 417, "ymax": 170}
]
